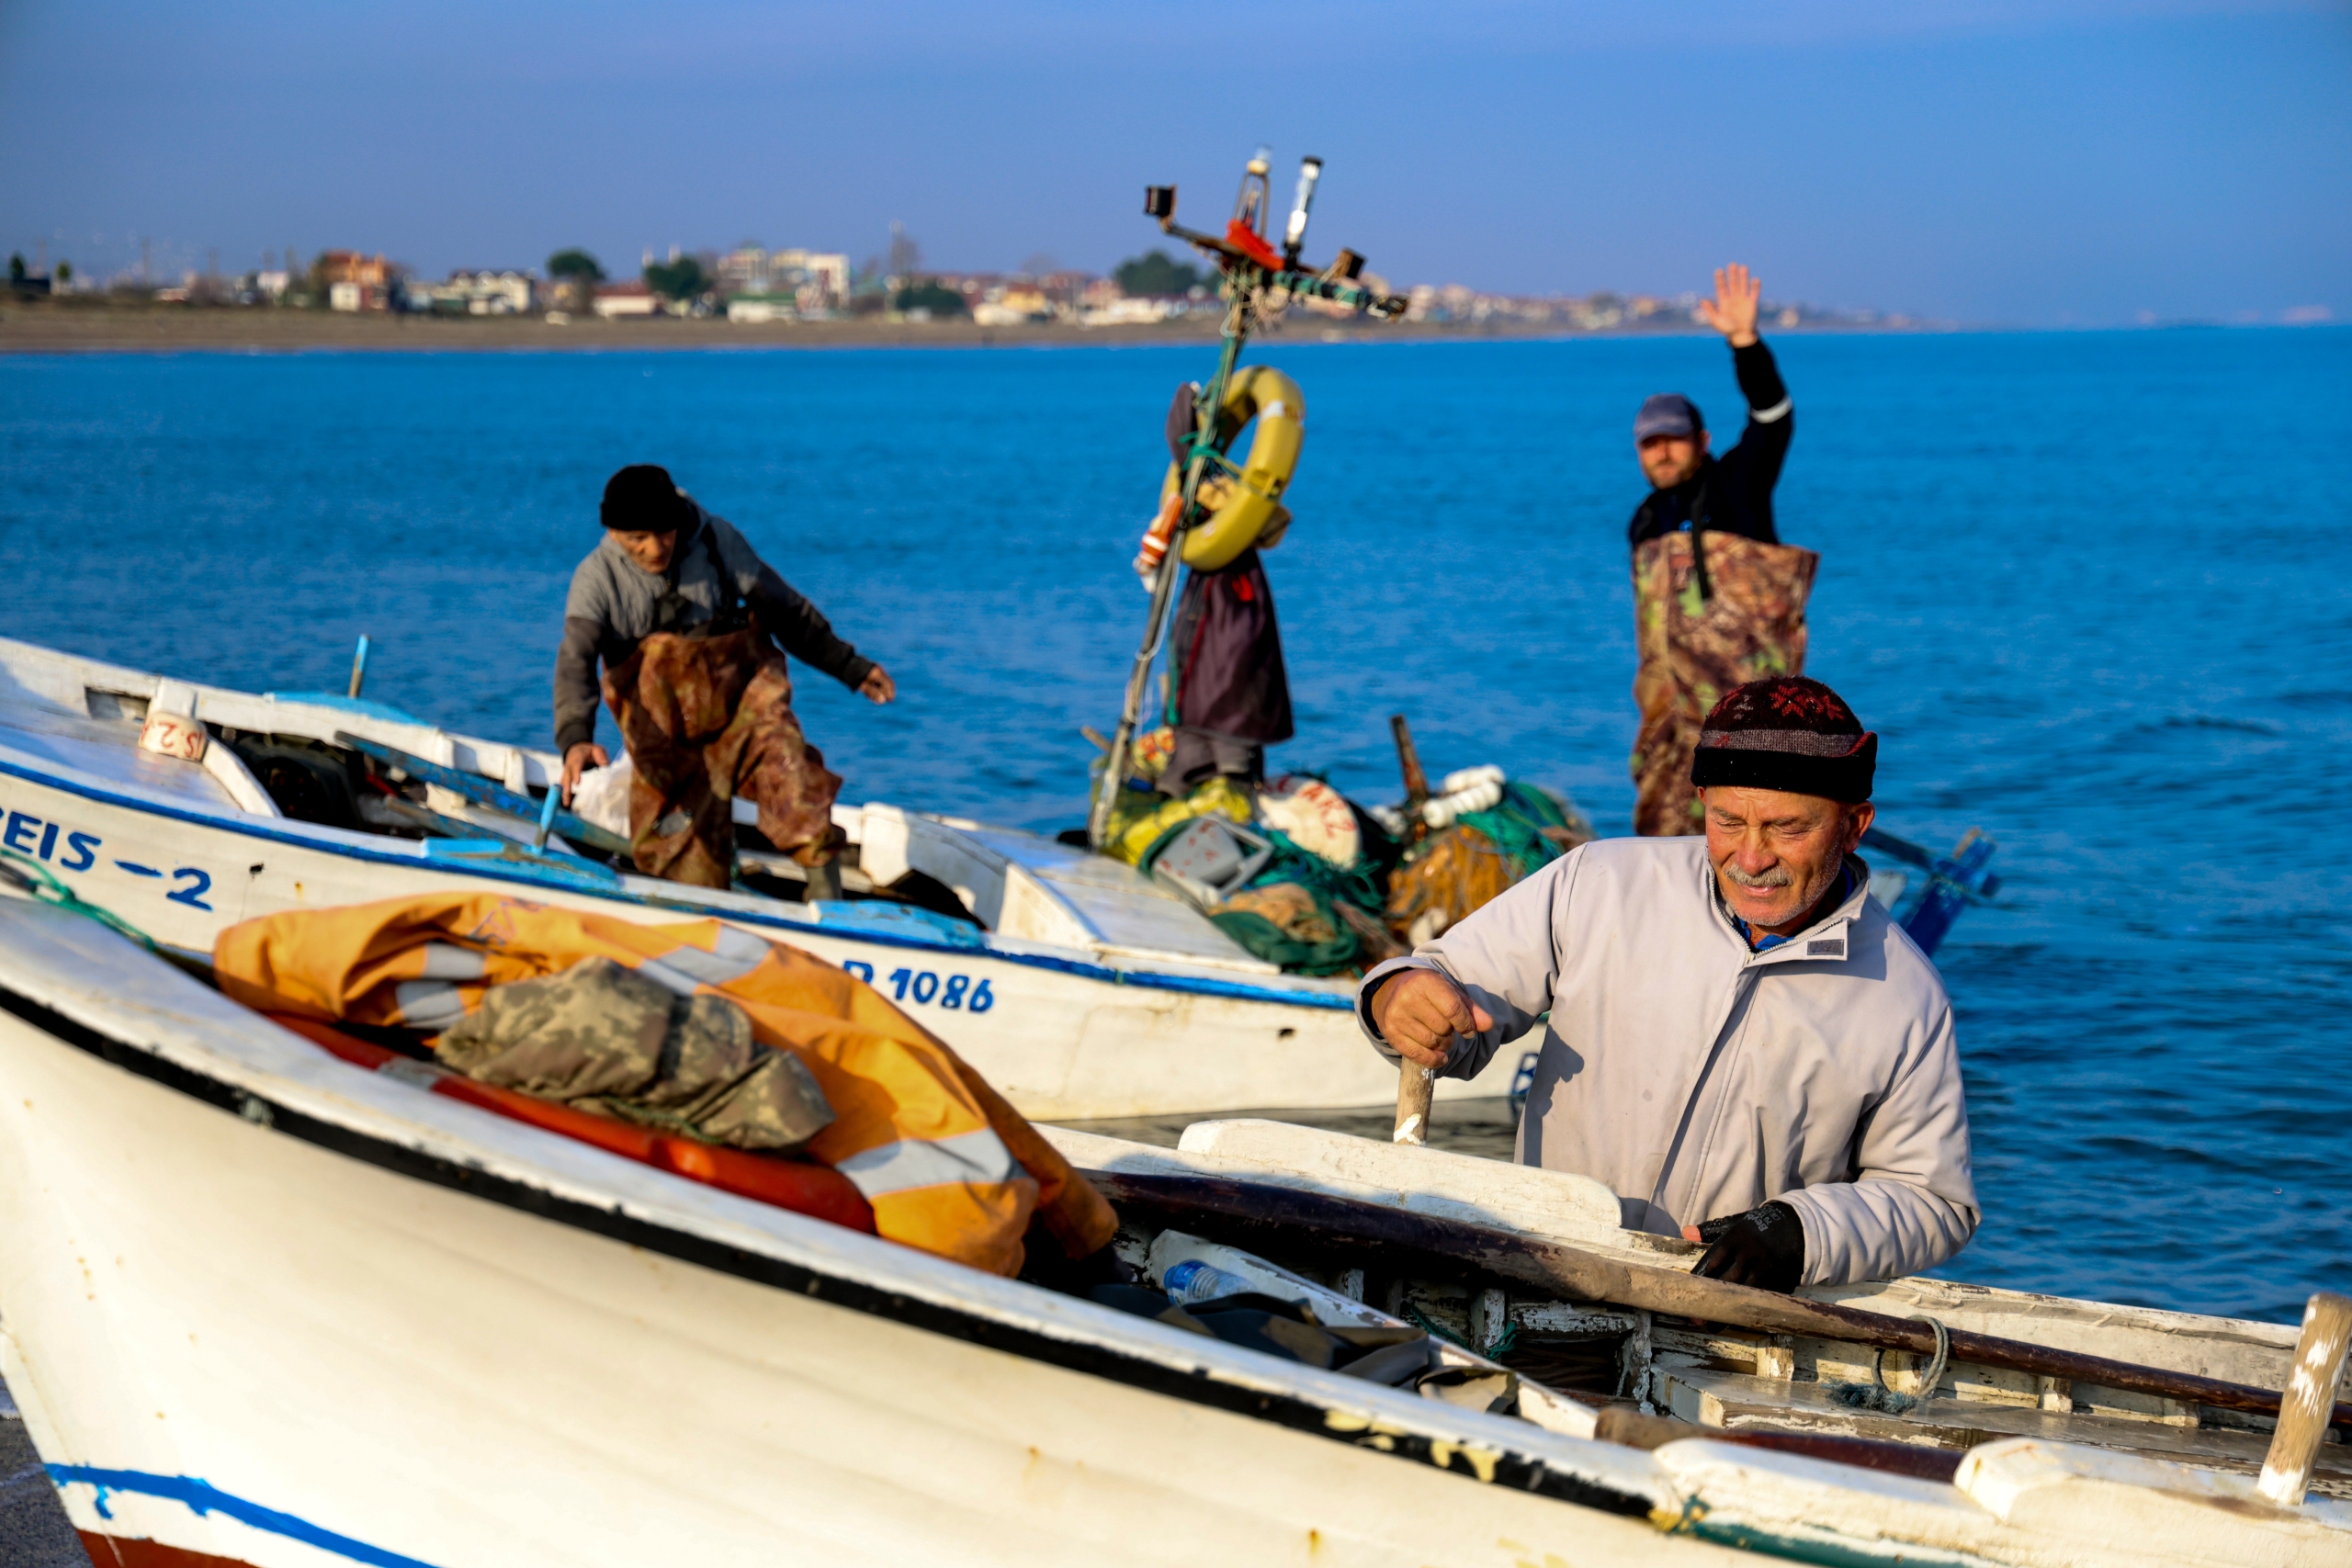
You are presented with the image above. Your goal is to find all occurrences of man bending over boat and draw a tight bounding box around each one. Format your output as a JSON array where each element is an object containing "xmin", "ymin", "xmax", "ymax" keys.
[
  {"xmin": 554, "ymin": 464, "xmax": 895, "ymax": 895},
  {"xmin": 1625, "ymin": 264, "xmax": 1819, "ymax": 838},
  {"xmin": 1356, "ymin": 677, "xmax": 1976, "ymax": 1292}
]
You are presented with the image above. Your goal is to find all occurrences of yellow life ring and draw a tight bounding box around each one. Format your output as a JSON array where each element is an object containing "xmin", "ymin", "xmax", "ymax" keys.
[{"xmin": 1159, "ymin": 366, "xmax": 1305, "ymax": 570}]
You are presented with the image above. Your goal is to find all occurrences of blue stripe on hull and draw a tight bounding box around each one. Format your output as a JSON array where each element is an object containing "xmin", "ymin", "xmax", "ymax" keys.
[{"xmin": 48, "ymin": 1464, "xmax": 439, "ymax": 1568}]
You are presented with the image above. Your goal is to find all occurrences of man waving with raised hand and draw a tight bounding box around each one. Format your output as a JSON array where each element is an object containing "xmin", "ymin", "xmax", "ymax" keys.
[
  {"xmin": 1359, "ymin": 677, "xmax": 1977, "ymax": 1293},
  {"xmin": 1625, "ymin": 264, "xmax": 1818, "ymax": 839}
]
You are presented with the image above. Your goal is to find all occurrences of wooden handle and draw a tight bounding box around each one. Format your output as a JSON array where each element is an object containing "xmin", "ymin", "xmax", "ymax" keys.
[
  {"xmin": 1393, "ymin": 1062, "xmax": 1435, "ymax": 1146},
  {"xmin": 1390, "ymin": 714, "xmax": 1431, "ymax": 842},
  {"xmin": 2258, "ymin": 1291, "xmax": 2352, "ymax": 1506},
  {"xmin": 1087, "ymin": 1169, "xmax": 2352, "ymax": 1431}
]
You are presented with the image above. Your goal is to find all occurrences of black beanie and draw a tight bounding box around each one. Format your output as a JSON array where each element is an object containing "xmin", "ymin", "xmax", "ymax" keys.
[
  {"xmin": 1690, "ymin": 677, "xmax": 1878, "ymax": 802},
  {"xmin": 600, "ymin": 464, "xmax": 694, "ymax": 533}
]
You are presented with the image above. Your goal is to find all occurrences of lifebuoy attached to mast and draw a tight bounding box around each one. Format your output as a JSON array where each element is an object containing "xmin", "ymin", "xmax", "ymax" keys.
[{"xmin": 1158, "ymin": 366, "xmax": 1306, "ymax": 570}]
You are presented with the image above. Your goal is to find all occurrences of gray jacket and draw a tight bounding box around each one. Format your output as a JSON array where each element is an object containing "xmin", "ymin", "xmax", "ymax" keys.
[
  {"xmin": 553, "ymin": 501, "xmax": 873, "ymax": 750},
  {"xmin": 1357, "ymin": 835, "xmax": 1977, "ymax": 1285}
]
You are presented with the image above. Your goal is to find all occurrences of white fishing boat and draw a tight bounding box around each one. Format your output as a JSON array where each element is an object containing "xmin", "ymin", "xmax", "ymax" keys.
[
  {"xmin": 2, "ymin": 895, "xmax": 2343, "ymax": 1568},
  {"xmin": 0, "ymin": 635, "xmax": 1444, "ymax": 1119}
]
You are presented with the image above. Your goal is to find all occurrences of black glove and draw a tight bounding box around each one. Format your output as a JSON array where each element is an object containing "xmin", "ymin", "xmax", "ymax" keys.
[{"xmin": 1690, "ymin": 1200, "xmax": 1806, "ymax": 1293}]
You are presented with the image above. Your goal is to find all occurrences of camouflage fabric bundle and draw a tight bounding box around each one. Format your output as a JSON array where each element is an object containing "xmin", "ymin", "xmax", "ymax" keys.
[
  {"xmin": 1630, "ymin": 531, "xmax": 1819, "ymax": 836},
  {"xmin": 436, "ymin": 956, "xmax": 835, "ymax": 1152}
]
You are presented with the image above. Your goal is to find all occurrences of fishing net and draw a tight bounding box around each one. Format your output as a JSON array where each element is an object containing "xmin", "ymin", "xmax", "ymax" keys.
[
  {"xmin": 1210, "ymin": 881, "xmax": 1359, "ymax": 976},
  {"xmin": 1384, "ymin": 825, "xmax": 1516, "ymax": 946}
]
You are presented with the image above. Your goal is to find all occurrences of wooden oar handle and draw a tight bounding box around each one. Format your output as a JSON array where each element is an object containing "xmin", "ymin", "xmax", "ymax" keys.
[
  {"xmin": 1394, "ymin": 1062, "xmax": 1435, "ymax": 1146},
  {"xmin": 2259, "ymin": 1291, "xmax": 2352, "ymax": 1506}
]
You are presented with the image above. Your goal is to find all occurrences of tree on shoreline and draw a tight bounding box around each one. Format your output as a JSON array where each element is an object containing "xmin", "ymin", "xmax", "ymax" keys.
[
  {"xmin": 890, "ymin": 279, "xmax": 967, "ymax": 318},
  {"xmin": 548, "ymin": 249, "xmax": 605, "ymax": 310},
  {"xmin": 1114, "ymin": 249, "xmax": 1205, "ymax": 298},
  {"xmin": 644, "ymin": 254, "xmax": 707, "ymax": 303}
]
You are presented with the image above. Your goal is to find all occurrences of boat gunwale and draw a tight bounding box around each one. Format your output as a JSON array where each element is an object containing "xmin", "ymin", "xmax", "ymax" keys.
[{"xmin": 0, "ymin": 907, "xmax": 1667, "ymax": 1521}]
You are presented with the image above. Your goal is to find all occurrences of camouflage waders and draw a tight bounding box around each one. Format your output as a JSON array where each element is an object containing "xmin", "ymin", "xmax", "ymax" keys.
[
  {"xmin": 602, "ymin": 626, "xmax": 843, "ymax": 888},
  {"xmin": 1630, "ymin": 531, "xmax": 1819, "ymax": 836}
]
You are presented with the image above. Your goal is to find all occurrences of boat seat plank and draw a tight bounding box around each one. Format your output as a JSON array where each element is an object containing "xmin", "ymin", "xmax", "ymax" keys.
[{"xmin": 956, "ymin": 824, "xmax": 1272, "ymax": 968}]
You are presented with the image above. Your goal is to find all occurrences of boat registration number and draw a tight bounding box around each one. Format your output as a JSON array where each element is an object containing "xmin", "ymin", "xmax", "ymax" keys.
[
  {"xmin": 2, "ymin": 809, "xmax": 216, "ymax": 909},
  {"xmin": 837, "ymin": 961, "xmax": 995, "ymax": 1013}
]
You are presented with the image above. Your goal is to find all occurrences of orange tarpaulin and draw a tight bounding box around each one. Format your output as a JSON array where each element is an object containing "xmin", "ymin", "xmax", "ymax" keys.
[{"xmin": 215, "ymin": 893, "xmax": 1115, "ymax": 1277}]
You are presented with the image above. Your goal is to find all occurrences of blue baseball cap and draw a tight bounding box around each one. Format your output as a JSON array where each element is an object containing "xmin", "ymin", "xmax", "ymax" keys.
[{"xmin": 1634, "ymin": 393, "xmax": 1704, "ymax": 442}]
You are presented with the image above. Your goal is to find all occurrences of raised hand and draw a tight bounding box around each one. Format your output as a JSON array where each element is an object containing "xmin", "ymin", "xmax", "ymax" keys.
[
  {"xmin": 1369, "ymin": 967, "xmax": 1496, "ymax": 1069},
  {"xmin": 1696, "ymin": 263, "xmax": 1762, "ymax": 348}
]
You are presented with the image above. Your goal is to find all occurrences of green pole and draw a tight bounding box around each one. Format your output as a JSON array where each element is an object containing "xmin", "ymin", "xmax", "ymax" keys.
[{"xmin": 1086, "ymin": 268, "xmax": 1258, "ymax": 850}]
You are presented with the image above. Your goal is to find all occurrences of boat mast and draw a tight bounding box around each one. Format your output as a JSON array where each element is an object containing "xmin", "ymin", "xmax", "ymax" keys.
[{"xmin": 1087, "ymin": 152, "xmax": 1404, "ymax": 850}]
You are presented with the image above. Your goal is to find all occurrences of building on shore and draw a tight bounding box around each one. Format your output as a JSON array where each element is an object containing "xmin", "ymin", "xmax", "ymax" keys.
[
  {"xmin": 593, "ymin": 281, "xmax": 660, "ymax": 319},
  {"xmin": 321, "ymin": 251, "xmax": 393, "ymax": 311}
]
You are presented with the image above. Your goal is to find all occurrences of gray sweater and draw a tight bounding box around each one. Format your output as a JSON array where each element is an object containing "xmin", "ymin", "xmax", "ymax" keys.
[{"xmin": 553, "ymin": 502, "xmax": 874, "ymax": 751}]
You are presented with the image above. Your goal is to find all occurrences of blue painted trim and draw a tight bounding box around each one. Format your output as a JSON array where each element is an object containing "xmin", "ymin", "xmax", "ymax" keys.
[
  {"xmin": 48, "ymin": 1464, "xmax": 441, "ymax": 1568},
  {"xmin": 0, "ymin": 750, "xmax": 1354, "ymax": 1012}
]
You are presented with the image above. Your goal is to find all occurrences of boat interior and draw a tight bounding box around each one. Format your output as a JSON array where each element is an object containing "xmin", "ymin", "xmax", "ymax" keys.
[{"xmin": 1054, "ymin": 1121, "xmax": 2352, "ymax": 1503}]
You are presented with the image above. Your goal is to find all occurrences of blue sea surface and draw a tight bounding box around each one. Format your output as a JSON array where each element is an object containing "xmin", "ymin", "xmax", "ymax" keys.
[{"xmin": 2, "ymin": 327, "xmax": 2346, "ymax": 1324}]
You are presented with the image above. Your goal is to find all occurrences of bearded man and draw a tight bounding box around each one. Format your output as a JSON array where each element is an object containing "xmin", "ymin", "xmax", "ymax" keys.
[{"xmin": 1358, "ymin": 676, "xmax": 1976, "ymax": 1292}]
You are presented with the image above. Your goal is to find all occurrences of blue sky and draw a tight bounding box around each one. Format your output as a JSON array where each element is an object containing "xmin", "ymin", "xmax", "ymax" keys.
[{"xmin": 0, "ymin": 0, "xmax": 2345, "ymax": 323}]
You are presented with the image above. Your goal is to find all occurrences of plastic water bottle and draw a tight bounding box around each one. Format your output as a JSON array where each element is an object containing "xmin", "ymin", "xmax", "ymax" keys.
[{"xmin": 1163, "ymin": 1258, "xmax": 1258, "ymax": 1306}]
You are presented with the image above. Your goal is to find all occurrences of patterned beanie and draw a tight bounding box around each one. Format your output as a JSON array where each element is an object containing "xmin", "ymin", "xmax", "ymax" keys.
[{"xmin": 1690, "ymin": 677, "xmax": 1877, "ymax": 802}]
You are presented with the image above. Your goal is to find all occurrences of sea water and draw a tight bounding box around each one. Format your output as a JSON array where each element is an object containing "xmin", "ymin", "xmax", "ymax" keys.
[{"xmin": 1, "ymin": 327, "xmax": 2346, "ymax": 1324}]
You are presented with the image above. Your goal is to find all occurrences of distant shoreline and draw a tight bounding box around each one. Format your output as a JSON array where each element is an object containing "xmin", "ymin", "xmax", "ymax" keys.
[{"xmin": 0, "ymin": 302, "xmax": 1935, "ymax": 355}]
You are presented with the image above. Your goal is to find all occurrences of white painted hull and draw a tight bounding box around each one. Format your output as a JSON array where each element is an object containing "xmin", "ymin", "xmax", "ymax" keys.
[
  {"xmin": 0, "ymin": 900, "xmax": 1710, "ymax": 1568},
  {"xmin": 0, "ymin": 634, "xmax": 1517, "ymax": 1119},
  {"xmin": 4, "ymin": 901, "xmax": 2344, "ymax": 1568}
]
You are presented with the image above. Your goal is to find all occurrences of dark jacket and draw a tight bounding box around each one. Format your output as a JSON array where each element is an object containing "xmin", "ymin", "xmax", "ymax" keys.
[
  {"xmin": 1170, "ymin": 547, "xmax": 1294, "ymax": 745},
  {"xmin": 1627, "ymin": 340, "xmax": 1794, "ymax": 550},
  {"xmin": 553, "ymin": 502, "xmax": 873, "ymax": 751}
]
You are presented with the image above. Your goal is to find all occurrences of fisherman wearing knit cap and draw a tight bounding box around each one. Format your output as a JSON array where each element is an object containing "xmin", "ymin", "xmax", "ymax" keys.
[
  {"xmin": 553, "ymin": 464, "xmax": 895, "ymax": 896},
  {"xmin": 1357, "ymin": 676, "xmax": 1978, "ymax": 1292}
]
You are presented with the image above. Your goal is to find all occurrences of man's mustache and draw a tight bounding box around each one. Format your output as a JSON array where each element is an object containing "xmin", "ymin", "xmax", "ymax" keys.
[{"xmin": 1721, "ymin": 860, "xmax": 1794, "ymax": 890}]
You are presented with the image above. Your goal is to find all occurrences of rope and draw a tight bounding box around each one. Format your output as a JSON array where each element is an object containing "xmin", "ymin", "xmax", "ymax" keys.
[
  {"xmin": 1824, "ymin": 1312, "xmax": 1951, "ymax": 1416},
  {"xmin": 0, "ymin": 847, "xmax": 159, "ymax": 953},
  {"xmin": 1402, "ymin": 1303, "xmax": 1469, "ymax": 1349}
]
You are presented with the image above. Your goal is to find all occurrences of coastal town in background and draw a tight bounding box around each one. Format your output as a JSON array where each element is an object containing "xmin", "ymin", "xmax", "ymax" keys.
[{"xmin": 0, "ymin": 224, "xmax": 1904, "ymax": 333}]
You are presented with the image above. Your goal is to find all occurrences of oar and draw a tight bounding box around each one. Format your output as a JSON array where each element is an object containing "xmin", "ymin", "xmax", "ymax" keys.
[
  {"xmin": 1086, "ymin": 1168, "xmax": 2352, "ymax": 1431},
  {"xmin": 1393, "ymin": 1061, "xmax": 1434, "ymax": 1146},
  {"xmin": 1385, "ymin": 712, "xmax": 1439, "ymax": 1147},
  {"xmin": 2259, "ymin": 1291, "xmax": 2352, "ymax": 1504}
]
